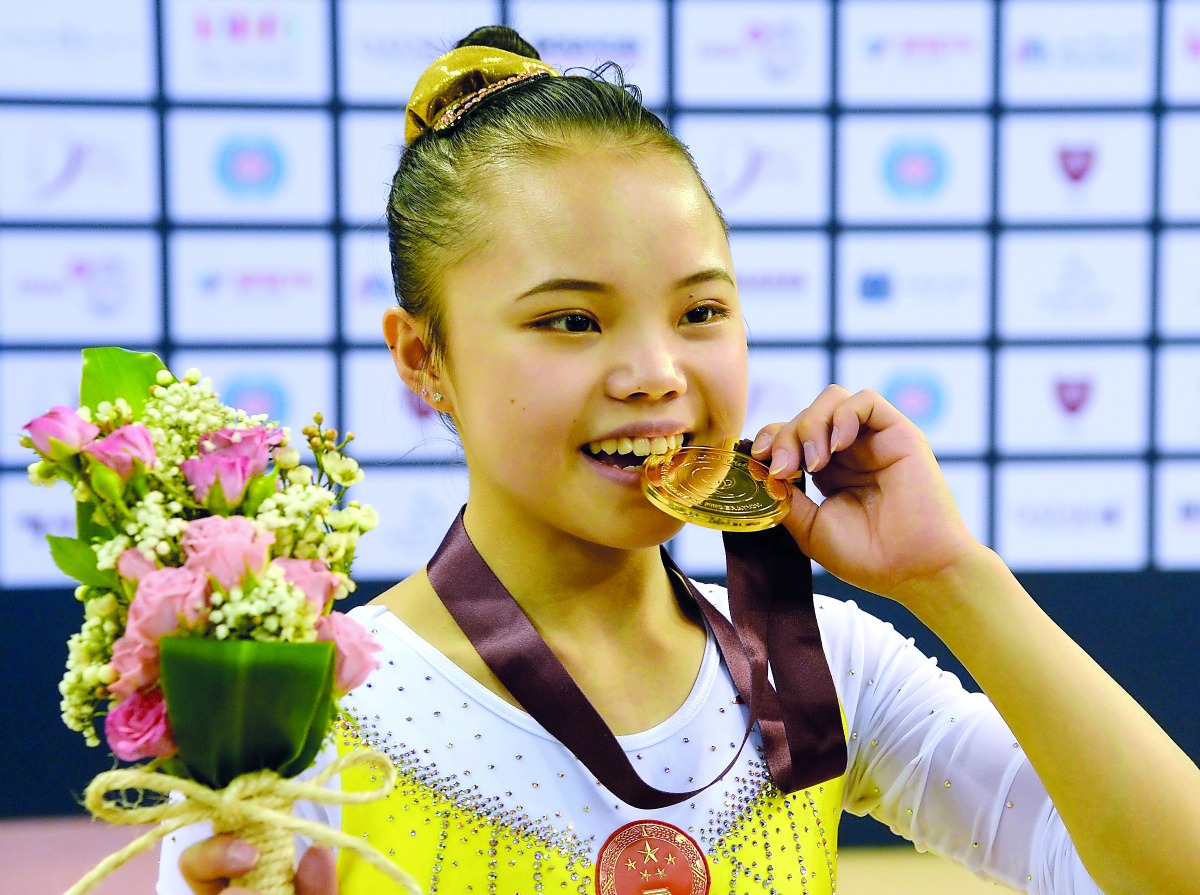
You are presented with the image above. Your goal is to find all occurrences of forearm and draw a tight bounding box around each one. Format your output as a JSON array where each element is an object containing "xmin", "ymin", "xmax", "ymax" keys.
[{"xmin": 900, "ymin": 546, "xmax": 1200, "ymax": 895}]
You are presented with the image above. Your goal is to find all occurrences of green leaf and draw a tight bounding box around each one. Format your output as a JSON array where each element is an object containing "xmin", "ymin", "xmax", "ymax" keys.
[
  {"xmin": 46, "ymin": 535, "xmax": 118, "ymax": 588},
  {"xmin": 80, "ymin": 347, "xmax": 166, "ymax": 419},
  {"xmin": 76, "ymin": 499, "xmax": 116, "ymax": 545},
  {"xmin": 159, "ymin": 638, "xmax": 336, "ymax": 788},
  {"xmin": 241, "ymin": 470, "xmax": 278, "ymax": 517},
  {"xmin": 88, "ymin": 460, "xmax": 126, "ymax": 506}
]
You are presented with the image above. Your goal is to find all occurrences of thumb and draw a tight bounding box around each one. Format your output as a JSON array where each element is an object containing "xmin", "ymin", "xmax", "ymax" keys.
[
  {"xmin": 296, "ymin": 844, "xmax": 338, "ymax": 895},
  {"xmin": 780, "ymin": 488, "xmax": 820, "ymax": 557}
]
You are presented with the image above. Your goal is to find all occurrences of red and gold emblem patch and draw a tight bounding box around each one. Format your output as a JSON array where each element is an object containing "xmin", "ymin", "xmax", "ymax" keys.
[{"xmin": 596, "ymin": 820, "xmax": 710, "ymax": 895}]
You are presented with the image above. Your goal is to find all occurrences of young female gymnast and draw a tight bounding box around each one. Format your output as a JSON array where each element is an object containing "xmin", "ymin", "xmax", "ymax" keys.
[{"xmin": 167, "ymin": 26, "xmax": 1200, "ymax": 895}]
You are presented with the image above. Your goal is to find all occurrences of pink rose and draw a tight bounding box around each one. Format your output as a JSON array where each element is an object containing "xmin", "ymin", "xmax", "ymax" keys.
[
  {"xmin": 272, "ymin": 557, "xmax": 340, "ymax": 613},
  {"xmin": 198, "ymin": 427, "xmax": 284, "ymax": 472},
  {"xmin": 108, "ymin": 634, "xmax": 160, "ymax": 701},
  {"xmin": 23, "ymin": 406, "xmax": 100, "ymax": 460},
  {"xmin": 181, "ymin": 515, "xmax": 274, "ymax": 591},
  {"xmin": 82, "ymin": 424, "xmax": 156, "ymax": 480},
  {"xmin": 116, "ymin": 548, "xmax": 158, "ymax": 584},
  {"xmin": 126, "ymin": 566, "xmax": 210, "ymax": 642},
  {"xmin": 180, "ymin": 452, "xmax": 257, "ymax": 506},
  {"xmin": 316, "ymin": 611, "xmax": 381, "ymax": 695},
  {"xmin": 105, "ymin": 687, "xmax": 176, "ymax": 762}
]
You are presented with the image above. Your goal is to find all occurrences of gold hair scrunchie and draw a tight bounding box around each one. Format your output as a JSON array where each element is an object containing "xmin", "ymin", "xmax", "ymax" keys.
[{"xmin": 404, "ymin": 45, "xmax": 559, "ymax": 144}]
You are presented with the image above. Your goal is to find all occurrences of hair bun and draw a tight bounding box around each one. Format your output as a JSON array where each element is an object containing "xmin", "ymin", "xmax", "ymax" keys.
[{"xmin": 454, "ymin": 25, "xmax": 541, "ymax": 61}]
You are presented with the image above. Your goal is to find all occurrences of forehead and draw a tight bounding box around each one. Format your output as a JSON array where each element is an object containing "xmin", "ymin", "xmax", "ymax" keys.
[{"xmin": 455, "ymin": 146, "xmax": 730, "ymax": 281}]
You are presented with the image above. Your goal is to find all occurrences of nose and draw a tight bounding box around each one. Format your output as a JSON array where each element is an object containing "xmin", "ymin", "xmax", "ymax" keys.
[{"xmin": 605, "ymin": 330, "xmax": 687, "ymax": 401}]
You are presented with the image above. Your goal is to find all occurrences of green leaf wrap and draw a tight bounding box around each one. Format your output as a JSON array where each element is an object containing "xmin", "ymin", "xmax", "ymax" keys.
[
  {"xmin": 80, "ymin": 347, "xmax": 166, "ymax": 419},
  {"xmin": 159, "ymin": 638, "xmax": 337, "ymax": 789}
]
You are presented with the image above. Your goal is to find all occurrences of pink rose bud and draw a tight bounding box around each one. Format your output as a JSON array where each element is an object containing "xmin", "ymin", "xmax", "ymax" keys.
[
  {"xmin": 316, "ymin": 611, "xmax": 381, "ymax": 695},
  {"xmin": 272, "ymin": 557, "xmax": 341, "ymax": 614},
  {"xmin": 107, "ymin": 634, "xmax": 161, "ymax": 701},
  {"xmin": 126, "ymin": 566, "xmax": 210, "ymax": 642},
  {"xmin": 116, "ymin": 548, "xmax": 158, "ymax": 584},
  {"xmin": 181, "ymin": 515, "xmax": 274, "ymax": 592},
  {"xmin": 180, "ymin": 453, "xmax": 256, "ymax": 507},
  {"xmin": 81, "ymin": 423, "xmax": 156, "ymax": 480},
  {"xmin": 23, "ymin": 406, "xmax": 100, "ymax": 460},
  {"xmin": 104, "ymin": 687, "xmax": 177, "ymax": 762}
]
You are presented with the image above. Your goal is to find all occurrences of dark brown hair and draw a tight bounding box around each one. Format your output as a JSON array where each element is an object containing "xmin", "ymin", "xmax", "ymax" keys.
[{"xmin": 386, "ymin": 25, "xmax": 725, "ymax": 364}]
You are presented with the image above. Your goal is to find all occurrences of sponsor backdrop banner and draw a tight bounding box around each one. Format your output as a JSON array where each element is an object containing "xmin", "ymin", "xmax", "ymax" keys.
[{"xmin": 1, "ymin": 0, "xmax": 1197, "ymax": 826}]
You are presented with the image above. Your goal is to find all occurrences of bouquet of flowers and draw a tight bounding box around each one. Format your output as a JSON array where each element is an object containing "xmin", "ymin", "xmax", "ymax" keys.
[{"xmin": 23, "ymin": 347, "xmax": 418, "ymax": 895}]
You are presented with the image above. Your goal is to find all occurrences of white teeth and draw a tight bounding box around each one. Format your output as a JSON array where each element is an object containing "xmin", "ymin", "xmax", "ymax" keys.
[{"xmin": 587, "ymin": 434, "xmax": 686, "ymax": 456}]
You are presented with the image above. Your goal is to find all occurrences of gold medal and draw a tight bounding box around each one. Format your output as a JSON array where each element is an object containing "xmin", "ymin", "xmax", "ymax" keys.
[{"xmin": 641, "ymin": 445, "xmax": 791, "ymax": 532}]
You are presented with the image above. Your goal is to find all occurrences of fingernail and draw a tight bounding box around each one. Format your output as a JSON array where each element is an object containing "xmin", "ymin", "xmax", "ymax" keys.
[
  {"xmin": 829, "ymin": 426, "xmax": 841, "ymax": 452},
  {"xmin": 803, "ymin": 441, "xmax": 818, "ymax": 472},
  {"xmin": 751, "ymin": 432, "xmax": 771, "ymax": 455},
  {"xmin": 769, "ymin": 449, "xmax": 789, "ymax": 476},
  {"xmin": 228, "ymin": 841, "xmax": 259, "ymax": 869}
]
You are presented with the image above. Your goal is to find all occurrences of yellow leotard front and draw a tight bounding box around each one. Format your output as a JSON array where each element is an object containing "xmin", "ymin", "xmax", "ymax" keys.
[{"xmin": 332, "ymin": 603, "xmax": 847, "ymax": 895}]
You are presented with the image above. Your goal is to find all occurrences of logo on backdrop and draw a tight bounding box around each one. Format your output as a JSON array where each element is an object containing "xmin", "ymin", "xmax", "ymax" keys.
[
  {"xmin": 198, "ymin": 267, "xmax": 314, "ymax": 299},
  {"xmin": 864, "ymin": 31, "xmax": 977, "ymax": 61},
  {"xmin": 714, "ymin": 145, "xmax": 768, "ymax": 204},
  {"xmin": 1013, "ymin": 32, "xmax": 1143, "ymax": 71},
  {"xmin": 14, "ymin": 257, "xmax": 129, "ymax": 317},
  {"xmin": 882, "ymin": 373, "xmax": 943, "ymax": 428},
  {"xmin": 697, "ymin": 19, "xmax": 805, "ymax": 80},
  {"xmin": 193, "ymin": 10, "xmax": 297, "ymax": 44},
  {"xmin": 883, "ymin": 141, "xmax": 946, "ymax": 198},
  {"xmin": 217, "ymin": 138, "xmax": 284, "ymax": 196},
  {"xmin": 1054, "ymin": 379, "xmax": 1091, "ymax": 414},
  {"xmin": 737, "ymin": 270, "xmax": 808, "ymax": 294},
  {"xmin": 1040, "ymin": 255, "xmax": 1110, "ymax": 314},
  {"xmin": 860, "ymin": 272, "xmax": 892, "ymax": 301},
  {"xmin": 223, "ymin": 376, "xmax": 288, "ymax": 420},
  {"xmin": 536, "ymin": 35, "xmax": 640, "ymax": 65},
  {"xmin": 355, "ymin": 271, "xmax": 392, "ymax": 307},
  {"xmin": 1058, "ymin": 146, "xmax": 1095, "ymax": 183},
  {"xmin": 1187, "ymin": 28, "xmax": 1200, "ymax": 61},
  {"xmin": 1015, "ymin": 501, "xmax": 1122, "ymax": 528},
  {"xmin": 24, "ymin": 133, "xmax": 125, "ymax": 201},
  {"xmin": 16, "ymin": 510, "xmax": 75, "ymax": 541}
]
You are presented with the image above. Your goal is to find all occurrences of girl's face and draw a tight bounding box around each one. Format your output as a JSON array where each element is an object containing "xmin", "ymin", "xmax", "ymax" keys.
[{"xmin": 426, "ymin": 146, "xmax": 748, "ymax": 551}]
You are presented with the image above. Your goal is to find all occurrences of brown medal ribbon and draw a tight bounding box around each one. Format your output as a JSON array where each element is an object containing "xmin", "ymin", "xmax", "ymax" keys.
[{"xmin": 426, "ymin": 505, "xmax": 846, "ymax": 809}]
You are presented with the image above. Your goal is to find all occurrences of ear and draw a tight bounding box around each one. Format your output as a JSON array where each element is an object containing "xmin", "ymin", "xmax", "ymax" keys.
[{"xmin": 382, "ymin": 306, "xmax": 452, "ymax": 414}]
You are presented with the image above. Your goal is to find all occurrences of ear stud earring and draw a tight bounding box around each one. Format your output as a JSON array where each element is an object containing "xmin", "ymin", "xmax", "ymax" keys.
[{"xmin": 432, "ymin": 392, "xmax": 443, "ymax": 403}]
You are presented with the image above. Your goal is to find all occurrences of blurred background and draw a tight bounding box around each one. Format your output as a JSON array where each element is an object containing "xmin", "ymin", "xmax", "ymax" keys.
[{"xmin": 0, "ymin": 0, "xmax": 1197, "ymax": 891}]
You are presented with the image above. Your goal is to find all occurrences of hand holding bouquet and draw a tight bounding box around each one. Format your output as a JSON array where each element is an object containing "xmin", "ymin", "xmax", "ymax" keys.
[{"xmin": 23, "ymin": 347, "xmax": 418, "ymax": 895}]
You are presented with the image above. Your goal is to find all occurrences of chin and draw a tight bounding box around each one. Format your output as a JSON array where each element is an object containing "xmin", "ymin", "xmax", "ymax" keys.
[{"xmin": 597, "ymin": 511, "xmax": 687, "ymax": 552}]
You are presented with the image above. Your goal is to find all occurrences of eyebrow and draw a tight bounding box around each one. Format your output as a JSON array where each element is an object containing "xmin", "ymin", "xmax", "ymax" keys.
[{"xmin": 514, "ymin": 267, "xmax": 736, "ymax": 301}]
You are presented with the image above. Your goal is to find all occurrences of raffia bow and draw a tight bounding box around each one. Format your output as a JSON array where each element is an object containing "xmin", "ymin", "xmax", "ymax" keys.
[{"xmin": 64, "ymin": 749, "xmax": 421, "ymax": 895}]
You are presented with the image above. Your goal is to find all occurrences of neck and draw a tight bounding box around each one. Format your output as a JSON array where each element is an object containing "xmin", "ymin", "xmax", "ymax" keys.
[{"xmin": 460, "ymin": 502, "xmax": 680, "ymax": 637}]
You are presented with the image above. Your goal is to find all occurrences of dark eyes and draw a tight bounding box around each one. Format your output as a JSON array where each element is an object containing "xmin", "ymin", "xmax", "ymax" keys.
[
  {"xmin": 535, "ymin": 303, "xmax": 728, "ymax": 333},
  {"xmin": 542, "ymin": 313, "xmax": 599, "ymax": 333},
  {"xmin": 682, "ymin": 304, "xmax": 725, "ymax": 325}
]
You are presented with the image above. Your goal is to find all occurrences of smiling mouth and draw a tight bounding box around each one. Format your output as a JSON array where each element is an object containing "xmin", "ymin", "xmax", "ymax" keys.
[{"xmin": 583, "ymin": 433, "xmax": 685, "ymax": 469}]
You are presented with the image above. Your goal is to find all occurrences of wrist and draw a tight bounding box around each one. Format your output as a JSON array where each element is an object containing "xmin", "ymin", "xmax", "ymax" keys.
[{"xmin": 891, "ymin": 541, "xmax": 1019, "ymax": 627}]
